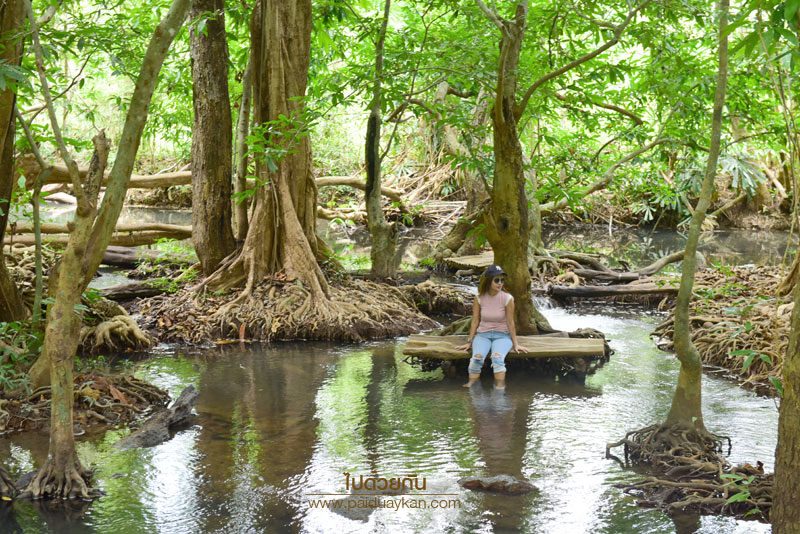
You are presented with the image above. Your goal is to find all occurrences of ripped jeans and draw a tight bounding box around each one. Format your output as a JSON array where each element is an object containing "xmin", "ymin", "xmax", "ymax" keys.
[{"xmin": 469, "ymin": 331, "xmax": 512, "ymax": 374}]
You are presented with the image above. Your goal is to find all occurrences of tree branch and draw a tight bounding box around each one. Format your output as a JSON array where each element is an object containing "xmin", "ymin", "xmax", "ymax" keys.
[
  {"xmin": 517, "ymin": 0, "xmax": 651, "ymax": 116},
  {"xmin": 475, "ymin": 0, "xmax": 506, "ymax": 32},
  {"xmin": 24, "ymin": 55, "xmax": 90, "ymax": 120},
  {"xmin": 24, "ymin": 0, "xmax": 89, "ymax": 213},
  {"xmin": 541, "ymin": 137, "xmax": 671, "ymax": 214}
]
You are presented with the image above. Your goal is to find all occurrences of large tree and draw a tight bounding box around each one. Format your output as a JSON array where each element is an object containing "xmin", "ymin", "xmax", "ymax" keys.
[
  {"xmin": 190, "ymin": 0, "xmax": 235, "ymax": 274},
  {"xmin": 23, "ymin": 0, "xmax": 192, "ymax": 498},
  {"xmin": 203, "ymin": 0, "xmax": 327, "ymax": 298},
  {"xmin": 0, "ymin": 0, "xmax": 26, "ymax": 323},
  {"xmin": 475, "ymin": 0, "xmax": 644, "ymax": 333}
]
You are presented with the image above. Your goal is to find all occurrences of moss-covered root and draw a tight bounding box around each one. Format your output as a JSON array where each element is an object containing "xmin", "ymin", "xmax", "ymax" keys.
[
  {"xmin": 79, "ymin": 314, "xmax": 153, "ymax": 354},
  {"xmin": 19, "ymin": 458, "xmax": 99, "ymax": 500}
]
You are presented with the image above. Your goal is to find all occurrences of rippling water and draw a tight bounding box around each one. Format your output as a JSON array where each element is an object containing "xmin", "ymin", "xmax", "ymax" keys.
[{"xmin": 0, "ymin": 305, "xmax": 778, "ymax": 533}]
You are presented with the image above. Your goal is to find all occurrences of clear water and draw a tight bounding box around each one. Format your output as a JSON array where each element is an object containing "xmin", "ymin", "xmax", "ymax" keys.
[{"xmin": 0, "ymin": 305, "xmax": 777, "ymax": 533}]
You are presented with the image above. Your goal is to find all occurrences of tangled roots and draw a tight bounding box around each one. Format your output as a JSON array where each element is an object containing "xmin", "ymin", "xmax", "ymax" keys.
[
  {"xmin": 19, "ymin": 458, "xmax": 98, "ymax": 501},
  {"xmin": 652, "ymin": 265, "xmax": 786, "ymax": 395},
  {"xmin": 79, "ymin": 314, "xmax": 154, "ymax": 353},
  {"xmin": 607, "ymin": 423, "xmax": 771, "ymax": 522},
  {"xmin": 1, "ymin": 374, "xmax": 169, "ymax": 435},
  {"xmin": 142, "ymin": 277, "xmax": 439, "ymax": 344}
]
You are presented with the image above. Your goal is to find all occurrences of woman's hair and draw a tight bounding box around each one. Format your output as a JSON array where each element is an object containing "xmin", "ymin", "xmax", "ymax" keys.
[{"xmin": 478, "ymin": 274, "xmax": 494, "ymax": 295}]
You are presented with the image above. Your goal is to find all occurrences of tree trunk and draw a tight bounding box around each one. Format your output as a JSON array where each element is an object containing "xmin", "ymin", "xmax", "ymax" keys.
[
  {"xmin": 232, "ymin": 55, "xmax": 252, "ymax": 242},
  {"xmin": 28, "ymin": 0, "xmax": 192, "ymax": 387},
  {"xmin": 365, "ymin": 0, "xmax": 397, "ymax": 278},
  {"xmin": 24, "ymin": 0, "xmax": 191, "ymax": 500},
  {"xmin": 203, "ymin": 0, "xmax": 326, "ymax": 295},
  {"xmin": 0, "ymin": 0, "xmax": 25, "ymax": 322},
  {"xmin": 483, "ymin": 2, "xmax": 548, "ymax": 334},
  {"xmin": 773, "ymin": 281, "xmax": 800, "ymax": 532},
  {"xmin": 190, "ymin": 0, "xmax": 235, "ymax": 274},
  {"xmin": 666, "ymin": 0, "xmax": 728, "ymax": 427}
]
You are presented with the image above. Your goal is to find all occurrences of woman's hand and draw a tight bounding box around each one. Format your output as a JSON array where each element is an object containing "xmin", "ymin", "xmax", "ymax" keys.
[
  {"xmin": 513, "ymin": 344, "xmax": 529, "ymax": 353},
  {"xmin": 456, "ymin": 342, "xmax": 471, "ymax": 352}
]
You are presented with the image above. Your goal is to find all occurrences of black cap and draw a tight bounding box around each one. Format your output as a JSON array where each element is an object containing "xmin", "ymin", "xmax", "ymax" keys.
[{"xmin": 484, "ymin": 264, "xmax": 505, "ymax": 277}]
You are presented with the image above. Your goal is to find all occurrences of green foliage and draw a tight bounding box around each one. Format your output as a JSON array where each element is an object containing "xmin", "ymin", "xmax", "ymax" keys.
[
  {"xmin": 0, "ymin": 322, "xmax": 43, "ymax": 394},
  {"xmin": 331, "ymin": 244, "xmax": 371, "ymax": 270},
  {"xmin": 720, "ymin": 473, "xmax": 756, "ymax": 506},
  {"xmin": 729, "ymin": 348, "xmax": 772, "ymax": 372}
]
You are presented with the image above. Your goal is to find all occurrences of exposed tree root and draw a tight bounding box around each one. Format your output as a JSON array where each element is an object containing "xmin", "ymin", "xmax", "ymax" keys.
[
  {"xmin": 0, "ymin": 373, "xmax": 169, "ymax": 435},
  {"xmin": 79, "ymin": 314, "xmax": 153, "ymax": 353},
  {"xmin": 652, "ymin": 265, "xmax": 787, "ymax": 395},
  {"xmin": 399, "ymin": 280, "xmax": 472, "ymax": 315},
  {"xmin": 0, "ymin": 466, "xmax": 16, "ymax": 499},
  {"xmin": 141, "ymin": 276, "xmax": 439, "ymax": 344},
  {"xmin": 18, "ymin": 457, "xmax": 98, "ymax": 500},
  {"xmin": 607, "ymin": 423, "xmax": 771, "ymax": 522}
]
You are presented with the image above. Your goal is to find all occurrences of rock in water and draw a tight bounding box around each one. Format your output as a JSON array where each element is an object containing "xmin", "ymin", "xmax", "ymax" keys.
[{"xmin": 458, "ymin": 475, "xmax": 537, "ymax": 495}]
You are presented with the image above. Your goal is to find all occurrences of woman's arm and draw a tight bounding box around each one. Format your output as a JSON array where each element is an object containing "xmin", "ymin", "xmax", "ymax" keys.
[
  {"xmin": 457, "ymin": 297, "xmax": 481, "ymax": 351},
  {"xmin": 506, "ymin": 299, "xmax": 528, "ymax": 352}
]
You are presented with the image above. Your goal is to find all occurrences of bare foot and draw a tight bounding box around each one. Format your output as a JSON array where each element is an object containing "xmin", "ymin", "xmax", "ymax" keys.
[{"xmin": 463, "ymin": 381, "xmax": 476, "ymax": 388}]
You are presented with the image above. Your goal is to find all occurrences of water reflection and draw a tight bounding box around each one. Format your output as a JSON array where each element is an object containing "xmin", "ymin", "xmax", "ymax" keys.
[
  {"xmin": 544, "ymin": 224, "xmax": 796, "ymax": 267},
  {"xmin": 0, "ymin": 310, "xmax": 778, "ymax": 533}
]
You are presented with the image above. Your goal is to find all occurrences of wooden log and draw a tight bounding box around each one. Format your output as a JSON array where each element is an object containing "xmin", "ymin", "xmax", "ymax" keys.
[
  {"xmin": 102, "ymin": 246, "xmax": 161, "ymax": 267},
  {"xmin": 403, "ymin": 334, "xmax": 605, "ymax": 360},
  {"xmin": 100, "ymin": 281, "xmax": 165, "ymax": 301},
  {"xmin": 572, "ymin": 269, "xmax": 641, "ymax": 282},
  {"xmin": 547, "ymin": 283, "xmax": 678, "ymax": 298},
  {"xmin": 7, "ymin": 222, "xmax": 192, "ymax": 235},
  {"xmin": 114, "ymin": 386, "xmax": 198, "ymax": 450},
  {"xmin": 5, "ymin": 228, "xmax": 191, "ymax": 247},
  {"xmin": 20, "ymin": 158, "xmax": 407, "ymax": 204},
  {"xmin": 316, "ymin": 176, "xmax": 404, "ymax": 203},
  {"xmin": 17, "ymin": 155, "xmax": 193, "ymax": 189}
]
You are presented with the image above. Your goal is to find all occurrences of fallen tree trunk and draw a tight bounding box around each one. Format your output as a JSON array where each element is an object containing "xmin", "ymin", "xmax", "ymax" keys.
[
  {"xmin": 20, "ymin": 157, "xmax": 407, "ymax": 204},
  {"xmin": 100, "ymin": 281, "xmax": 165, "ymax": 301},
  {"xmin": 316, "ymin": 175, "xmax": 404, "ymax": 204},
  {"xmin": 114, "ymin": 385, "xmax": 198, "ymax": 450},
  {"xmin": 6, "ymin": 228, "xmax": 191, "ymax": 247},
  {"xmin": 548, "ymin": 283, "xmax": 678, "ymax": 298},
  {"xmin": 18, "ymin": 155, "xmax": 193, "ymax": 189},
  {"xmin": 102, "ymin": 246, "xmax": 161, "ymax": 267},
  {"xmin": 8, "ymin": 222, "xmax": 191, "ymax": 235}
]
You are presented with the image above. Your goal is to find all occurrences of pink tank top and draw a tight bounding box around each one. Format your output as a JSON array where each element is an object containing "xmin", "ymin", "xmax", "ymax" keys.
[{"xmin": 477, "ymin": 291, "xmax": 513, "ymax": 333}]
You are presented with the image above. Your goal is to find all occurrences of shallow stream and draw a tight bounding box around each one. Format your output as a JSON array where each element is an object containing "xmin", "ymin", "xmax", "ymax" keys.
[{"xmin": 0, "ymin": 303, "xmax": 778, "ymax": 533}]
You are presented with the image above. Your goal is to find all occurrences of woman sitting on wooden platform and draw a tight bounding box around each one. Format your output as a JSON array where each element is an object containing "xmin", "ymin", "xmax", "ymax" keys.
[{"xmin": 458, "ymin": 265, "xmax": 528, "ymax": 389}]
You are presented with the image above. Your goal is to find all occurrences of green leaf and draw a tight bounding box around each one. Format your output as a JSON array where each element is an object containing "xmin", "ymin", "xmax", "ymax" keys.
[
  {"xmin": 725, "ymin": 491, "xmax": 750, "ymax": 504},
  {"xmin": 769, "ymin": 376, "xmax": 784, "ymax": 397},
  {"xmin": 17, "ymin": 176, "xmax": 25, "ymax": 189},
  {"xmin": 786, "ymin": 0, "xmax": 800, "ymax": 23}
]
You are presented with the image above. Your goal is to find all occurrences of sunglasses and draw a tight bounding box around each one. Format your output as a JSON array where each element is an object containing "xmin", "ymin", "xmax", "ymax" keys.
[{"xmin": 492, "ymin": 277, "xmax": 505, "ymax": 284}]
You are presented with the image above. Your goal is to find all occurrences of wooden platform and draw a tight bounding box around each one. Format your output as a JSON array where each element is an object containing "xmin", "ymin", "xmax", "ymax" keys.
[
  {"xmin": 403, "ymin": 334, "xmax": 606, "ymax": 361},
  {"xmin": 444, "ymin": 252, "xmax": 494, "ymax": 271}
]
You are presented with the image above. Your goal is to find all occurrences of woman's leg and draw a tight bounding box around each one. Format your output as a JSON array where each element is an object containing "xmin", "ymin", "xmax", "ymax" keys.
[
  {"xmin": 465, "ymin": 334, "xmax": 491, "ymax": 387},
  {"xmin": 489, "ymin": 334, "xmax": 513, "ymax": 388}
]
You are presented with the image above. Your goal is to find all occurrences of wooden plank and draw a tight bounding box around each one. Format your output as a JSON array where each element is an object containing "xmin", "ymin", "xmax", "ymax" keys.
[
  {"xmin": 403, "ymin": 334, "xmax": 605, "ymax": 361},
  {"xmin": 444, "ymin": 251, "xmax": 494, "ymax": 270}
]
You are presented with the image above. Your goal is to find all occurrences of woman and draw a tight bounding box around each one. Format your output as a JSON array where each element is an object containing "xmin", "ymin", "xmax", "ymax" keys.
[{"xmin": 457, "ymin": 264, "xmax": 528, "ymax": 389}]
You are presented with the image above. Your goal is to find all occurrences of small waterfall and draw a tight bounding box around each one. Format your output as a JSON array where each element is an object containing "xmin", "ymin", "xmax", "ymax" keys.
[{"xmin": 533, "ymin": 295, "xmax": 556, "ymax": 310}]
